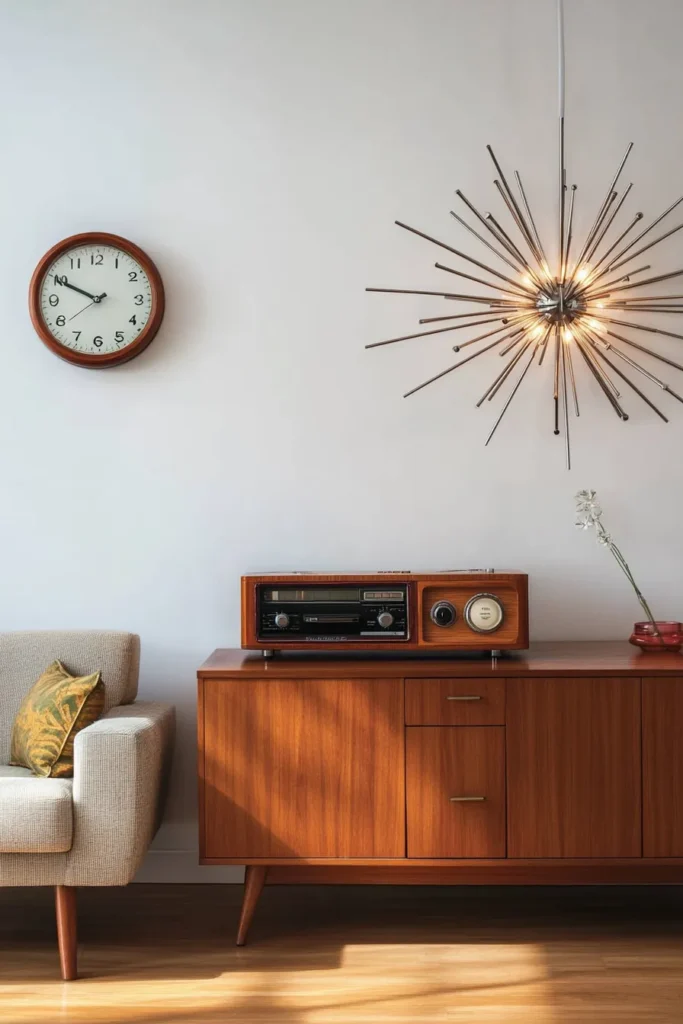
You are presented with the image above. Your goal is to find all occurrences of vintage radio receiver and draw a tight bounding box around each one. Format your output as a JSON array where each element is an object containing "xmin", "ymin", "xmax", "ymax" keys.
[{"xmin": 241, "ymin": 571, "xmax": 529, "ymax": 655}]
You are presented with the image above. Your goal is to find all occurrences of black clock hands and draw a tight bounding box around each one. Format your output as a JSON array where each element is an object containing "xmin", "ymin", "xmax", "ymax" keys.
[{"xmin": 54, "ymin": 274, "xmax": 106, "ymax": 304}]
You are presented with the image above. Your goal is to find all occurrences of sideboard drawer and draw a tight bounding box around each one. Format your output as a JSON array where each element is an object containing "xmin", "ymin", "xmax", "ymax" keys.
[
  {"xmin": 405, "ymin": 678, "xmax": 505, "ymax": 725},
  {"xmin": 406, "ymin": 727, "xmax": 506, "ymax": 858}
]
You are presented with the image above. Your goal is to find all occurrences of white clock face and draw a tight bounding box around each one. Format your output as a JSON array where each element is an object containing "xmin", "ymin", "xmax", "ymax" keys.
[{"xmin": 39, "ymin": 243, "xmax": 153, "ymax": 356}]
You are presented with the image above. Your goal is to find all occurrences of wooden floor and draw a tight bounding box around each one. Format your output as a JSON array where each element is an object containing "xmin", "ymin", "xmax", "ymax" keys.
[{"xmin": 2, "ymin": 884, "xmax": 683, "ymax": 1023}]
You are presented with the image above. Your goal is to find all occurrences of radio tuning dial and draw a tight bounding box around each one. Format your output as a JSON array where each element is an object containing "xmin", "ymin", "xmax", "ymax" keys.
[
  {"xmin": 430, "ymin": 600, "xmax": 456, "ymax": 627},
  {"xmin": 377, "ymin": 611, "xmax": 394, "ymax": 629},
  {"xmin": 274, "ymin": 612, "xmax": 290, "ymax": 629}
]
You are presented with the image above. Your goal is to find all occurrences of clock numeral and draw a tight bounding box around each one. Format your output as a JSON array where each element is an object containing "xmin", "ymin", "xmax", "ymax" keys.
[
  {"xmin": 115, "ymin": 257, "xmax": 119, "ymax": 268},
  {"xmin": 54, "ymin": 274, "xmax": 67, "ymax": 286},
  {"xmin": 69, "ymin": 257, "xmax": 81, "ymax": 270},
  {"xmin": 56, "ymin": 315, "xmax": 66, "ymax": 326},
  {"xmin": 128, "ymin": 271, "xmax": 138, "ymax": 281},
  {"xmin": 91, "ymin": 253, "xmax": 104, "ymax": 266},
  {"xmin": 134, "ymin": 294, "xmax": 144, "ymax": 305},
  {"xmin": 48, "ymin": 294, "xmax": 59, "ymax": 306},
  {"xmin": 72, "ymin": 331, "xmax": 81, "ymax": 342},
  {"xmin": 115, "ymin": 331, "xmax": 125, "ymax": 344},
  {"xmin": 93, "ymin": 335, "xmax": 103, "ymax": 348},
  {"xmin": 129, "ymin": 315, "xmax": 137, "ymax": 325}
]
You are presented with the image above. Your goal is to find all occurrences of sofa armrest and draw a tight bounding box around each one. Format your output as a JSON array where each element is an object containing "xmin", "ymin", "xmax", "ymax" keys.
[{"xmin": 63, "ymin": 701, "xmax": 175, "ymax": 886}]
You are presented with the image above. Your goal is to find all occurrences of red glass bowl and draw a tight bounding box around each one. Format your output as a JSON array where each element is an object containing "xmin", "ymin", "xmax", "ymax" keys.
[{"xmin": 629, "ymin": 621, "xmax": 683, "ymax": 652}]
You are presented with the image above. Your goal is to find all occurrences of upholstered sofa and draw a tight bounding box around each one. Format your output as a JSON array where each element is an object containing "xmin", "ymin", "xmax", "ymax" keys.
[{"xmin": 0, "ymin": 631, "xmax": 175, "ymax": 979}]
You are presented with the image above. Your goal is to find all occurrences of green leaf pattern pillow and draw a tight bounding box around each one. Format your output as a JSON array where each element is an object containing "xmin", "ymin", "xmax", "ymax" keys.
[{"xmin": 10, "ymin": 660, "xmax": 104, "ymax": 778}]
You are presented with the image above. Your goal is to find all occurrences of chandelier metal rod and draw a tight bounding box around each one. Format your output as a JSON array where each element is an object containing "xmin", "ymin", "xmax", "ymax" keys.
[
  {"xmin": 574, "ymin": 334, "xmax": 628, "ymax": 418},
  {"xmin": 601, "ymin": 316, "xmax": 683, "ymax": 341},
  {"xmin": 455, "ymin": 317, "xmax": 536, "ymax": 352},
  {"xmin": 487, "ymin": 145, "xmax": 544, "ymax": 265},
  {"xmin": 594, "ymin": 337, "xmax": 683, "ymax": 403},
  {"xmin": 572, "ymin": 142, "xmax": 634, "ymax": 269},
  {"xmin": 585, "ymin": 194, "xmax": 683, "ymax": 289},
  {"xmin": 365, "ymin": 316, "xmax": 516, "ymax": 350},
  {"xmin": 484, "ymin": 213, "xmax": 536, "ymax": 272},
  {"xmin": 605, "ymin": 330, "xmax": 683, "ymax": 373},
  {"xmin": 569, "ymin": 190, "xmax": 618, "ymax": 282},
  {"xmin": 565, "ymin": 335, "xmax": 580, "ymax": 415},
  {"xmin": 553, "ymin": 326, "xmax": 561, "ymax": 434},
  {"xmin": 584, "ymin": 183, "xmax": 633, "ymax": 264},
  {"xmin": 514, "ymin": 170, "xmax": 551, "ymax": 274},
  {"xmin": 365, "ymin": 287, "xmax": 516, "ymax": 305},
  {"xmin": 573, "ymin": 324, "xmax": 622, "ymax": 397},
  {"xmin": 485, "ymin": 340, "xmax": 540, "ymax": 446},
  {"xmin": 608, "ymin": 220, "xmax": 683, "ymax": 275},
  {"xmin": 403, "ymin": 334, "xmax": 510, "ymax": 398},
  {"xmin": 603, "ymin": 293, "xmax": 683, "ymax": 302},
  {"xmin": 493, "ymin": 178, "xmax": 545, "ymax": 268},
  {"xmin": 434, "ymin": 261, "xmax": 532, "ymax": 299},
  {"xmin": 590, "ymin": 268, "xmax": 683, "ymax": 297},
  {"xmin": 561, "ymin": 184, "xmax": 577, "ymax": 284},
  {"xmin": 577, "ymin": 213, "xmax": 644, "ymax": 290},
  {"xmin": 585, "ymin": 338, "xmax": 670, "ymax": 422},
  {"xmin": 455, "ymin": 190, "xmax": 537, "ymax": 276},
  {"xmin": 449, "ymin": 211, "xmax": 529, "ymax": 278},
  {"xmin": 478, "ymin": 330, "xmax": 538, "ymax": 405},
  {"xmin": 601, "ymin": 305, "xmax": 683, "ymax": 314},
  {"xmin": 395, "ymin": 221, "xmax": 538, "ymax": 297},
  {"xmin": 419, "ymin": 311, "xmax": 508, "ymax": 324},
  {"xmin": 585, "ymin": 264, "xmax": 652, "ymax": 296},
  {"xmin": 561, "ymin": 337, "xmax": 571, "ymax": 468}
]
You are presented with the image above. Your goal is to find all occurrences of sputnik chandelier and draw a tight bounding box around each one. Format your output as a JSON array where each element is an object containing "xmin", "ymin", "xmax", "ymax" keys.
[{"xmin": 366, "ymin": 0, "xmax": 683, "ymax": 468}]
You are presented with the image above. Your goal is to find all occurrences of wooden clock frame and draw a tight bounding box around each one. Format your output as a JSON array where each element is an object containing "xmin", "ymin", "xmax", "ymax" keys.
[{"xmin": 29, "ymin": 231, "xmax": 165, "ymax": 368}]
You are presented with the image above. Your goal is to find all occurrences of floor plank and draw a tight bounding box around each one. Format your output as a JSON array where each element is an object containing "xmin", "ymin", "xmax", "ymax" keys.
[{"xmin": 2, "ymin": 884, "xmax": 683, "ymax": 1022}]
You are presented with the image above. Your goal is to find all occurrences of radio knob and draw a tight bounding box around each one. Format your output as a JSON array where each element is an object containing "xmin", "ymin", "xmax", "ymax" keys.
[
  {"xmin": 274, "ymin": 612, "xmax": 290, "ymax": 629},
  {"xmin": 430, "ymin": 600, "xmax": 456, "ymax": 627},
  {"xmin": 377, "ymin": 611, "xmax": 394, "ymax": 629}
]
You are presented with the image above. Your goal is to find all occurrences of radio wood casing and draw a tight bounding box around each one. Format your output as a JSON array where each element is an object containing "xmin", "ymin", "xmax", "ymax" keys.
[{"xmin": 241, "ymin": 572, "xmax": 529, "ymax": 653}]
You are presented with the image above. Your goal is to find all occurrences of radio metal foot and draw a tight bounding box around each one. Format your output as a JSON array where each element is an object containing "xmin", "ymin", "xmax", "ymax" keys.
[
  {"xmin": 490, "ymin": 649, "xmax": 503, "ymax": 659},
  {"xmin": 262, "ymin": 649, "xmax": 275, "ymax": 659}
]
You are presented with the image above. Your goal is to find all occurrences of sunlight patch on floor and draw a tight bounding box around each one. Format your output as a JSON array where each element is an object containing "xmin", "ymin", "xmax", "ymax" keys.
[{"xmin": 0, "ymin": 940, "xmax": 555, "ymax": 1024}]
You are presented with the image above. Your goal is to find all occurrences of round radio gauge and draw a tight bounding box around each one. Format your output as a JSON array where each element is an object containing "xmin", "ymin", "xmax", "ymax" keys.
[
  {"xmin": 430, "ymin": 600, "xmax": 456, "ymax": 628},
  {"xmin": 464, "ymin": 594, "xmax": 504, "ymax": 633},
  {"xmin": 274, "ymin": 612, "xmax": 290, "ymax": 629}
]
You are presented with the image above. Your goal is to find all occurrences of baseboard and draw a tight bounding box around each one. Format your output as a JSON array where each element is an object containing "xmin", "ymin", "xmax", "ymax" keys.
[{"xmin": 133, "ymin": 850, "xmax": 244, "ymax": 883}]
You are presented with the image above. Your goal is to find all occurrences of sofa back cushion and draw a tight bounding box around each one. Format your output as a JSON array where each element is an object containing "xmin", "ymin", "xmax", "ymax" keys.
[{"xmin": 0, "ymin": 631, "xmax": 139, "ymax": 763}]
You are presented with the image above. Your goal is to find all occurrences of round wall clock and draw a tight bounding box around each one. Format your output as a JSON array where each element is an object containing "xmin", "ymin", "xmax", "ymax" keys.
[{"xmin": 29, "ymin": 232, "xmax": 165, "ymax": 368}]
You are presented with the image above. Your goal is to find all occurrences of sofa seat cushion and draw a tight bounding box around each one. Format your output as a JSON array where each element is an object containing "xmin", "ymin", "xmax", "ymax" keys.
[{"xmin": 0, "ymin": 773, "xmax": 73, "ymax": 852}]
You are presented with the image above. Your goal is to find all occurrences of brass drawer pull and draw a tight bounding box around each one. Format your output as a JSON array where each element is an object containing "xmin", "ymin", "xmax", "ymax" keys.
[
  {"xmin": 446, "ymin": 695, "xmax": 482, "ymax": 701},
  {"xmin": 450, "ymin": 795, "xmax": 486, "ymax": 802}
]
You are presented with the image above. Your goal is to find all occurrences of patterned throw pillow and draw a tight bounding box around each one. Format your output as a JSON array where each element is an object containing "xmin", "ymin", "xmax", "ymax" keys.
[{"xmin": 10, "ymin": 660, "xmax": 104, "ymax": 778}]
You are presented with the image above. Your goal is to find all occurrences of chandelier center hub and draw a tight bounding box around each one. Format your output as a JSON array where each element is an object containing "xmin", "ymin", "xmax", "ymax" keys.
[{"xmin": 536, "ymin": 282, "xmax": 584, "ymax": 325}]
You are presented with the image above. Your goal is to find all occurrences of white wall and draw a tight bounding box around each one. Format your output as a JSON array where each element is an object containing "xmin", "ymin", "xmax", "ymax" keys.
[{"xmin": 1, "ymin": 0, "xmax": 681, "ymax": 881}]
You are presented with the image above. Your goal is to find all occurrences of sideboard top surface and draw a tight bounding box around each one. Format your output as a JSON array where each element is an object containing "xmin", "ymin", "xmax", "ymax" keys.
[{"xmin": 198, "ymin": 642, "xmax": 683, "ymax": 678}]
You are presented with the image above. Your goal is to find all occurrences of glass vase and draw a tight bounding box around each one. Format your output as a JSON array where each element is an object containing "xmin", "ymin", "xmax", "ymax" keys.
[{"xmin": 629, "ymin": 621, "xmax": 683, "ymax": 652}]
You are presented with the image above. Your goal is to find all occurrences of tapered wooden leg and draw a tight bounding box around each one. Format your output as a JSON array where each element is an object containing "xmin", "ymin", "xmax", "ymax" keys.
[
  {"xmin": 55, "ymin": 885, "xmax": 78, "ymax": 980},
  {"xmin": 236, "ymin": 866, "xmax": 268, "ymax": 946}
]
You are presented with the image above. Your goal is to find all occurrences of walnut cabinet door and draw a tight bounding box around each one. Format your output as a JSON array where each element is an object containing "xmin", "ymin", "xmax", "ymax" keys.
[
  {"xmin": 643, "ymin": 677, "xmax": 683, "ymax": 857},
  {"xmin": 200, "ymin": 678, "xmax": 405, "ymax": 859},
  {"xmin": 506, "ymin": 677, "xmax": 641, "ymax": 858},
  {"xmin": 406, "ymin": 727, "xmax": 506, "ymax": 858}
]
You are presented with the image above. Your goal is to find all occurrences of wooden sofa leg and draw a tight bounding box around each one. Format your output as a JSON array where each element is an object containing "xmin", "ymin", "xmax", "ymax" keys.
[
  {"xmin": 55, "ymin": 885, "xmax": 78, "ymax": 980},
  {"xmin": 236, "ymin": 866, "xmax": 268, "ymax": 946}
]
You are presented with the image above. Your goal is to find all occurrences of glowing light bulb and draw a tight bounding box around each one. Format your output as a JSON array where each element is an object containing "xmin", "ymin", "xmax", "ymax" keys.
[
  {"xmin": 563, "ymin": 328, "xmax": 573, "ymax": 342},
  {"xmin": 575, "ymin": 265, "xmax": 591, "ymax": 282}
]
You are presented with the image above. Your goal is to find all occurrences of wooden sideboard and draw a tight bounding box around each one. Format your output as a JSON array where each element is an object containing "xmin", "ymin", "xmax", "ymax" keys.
[{"xmin": 197, "ymin": 643, "xmax": 683, "ymax": 944}]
